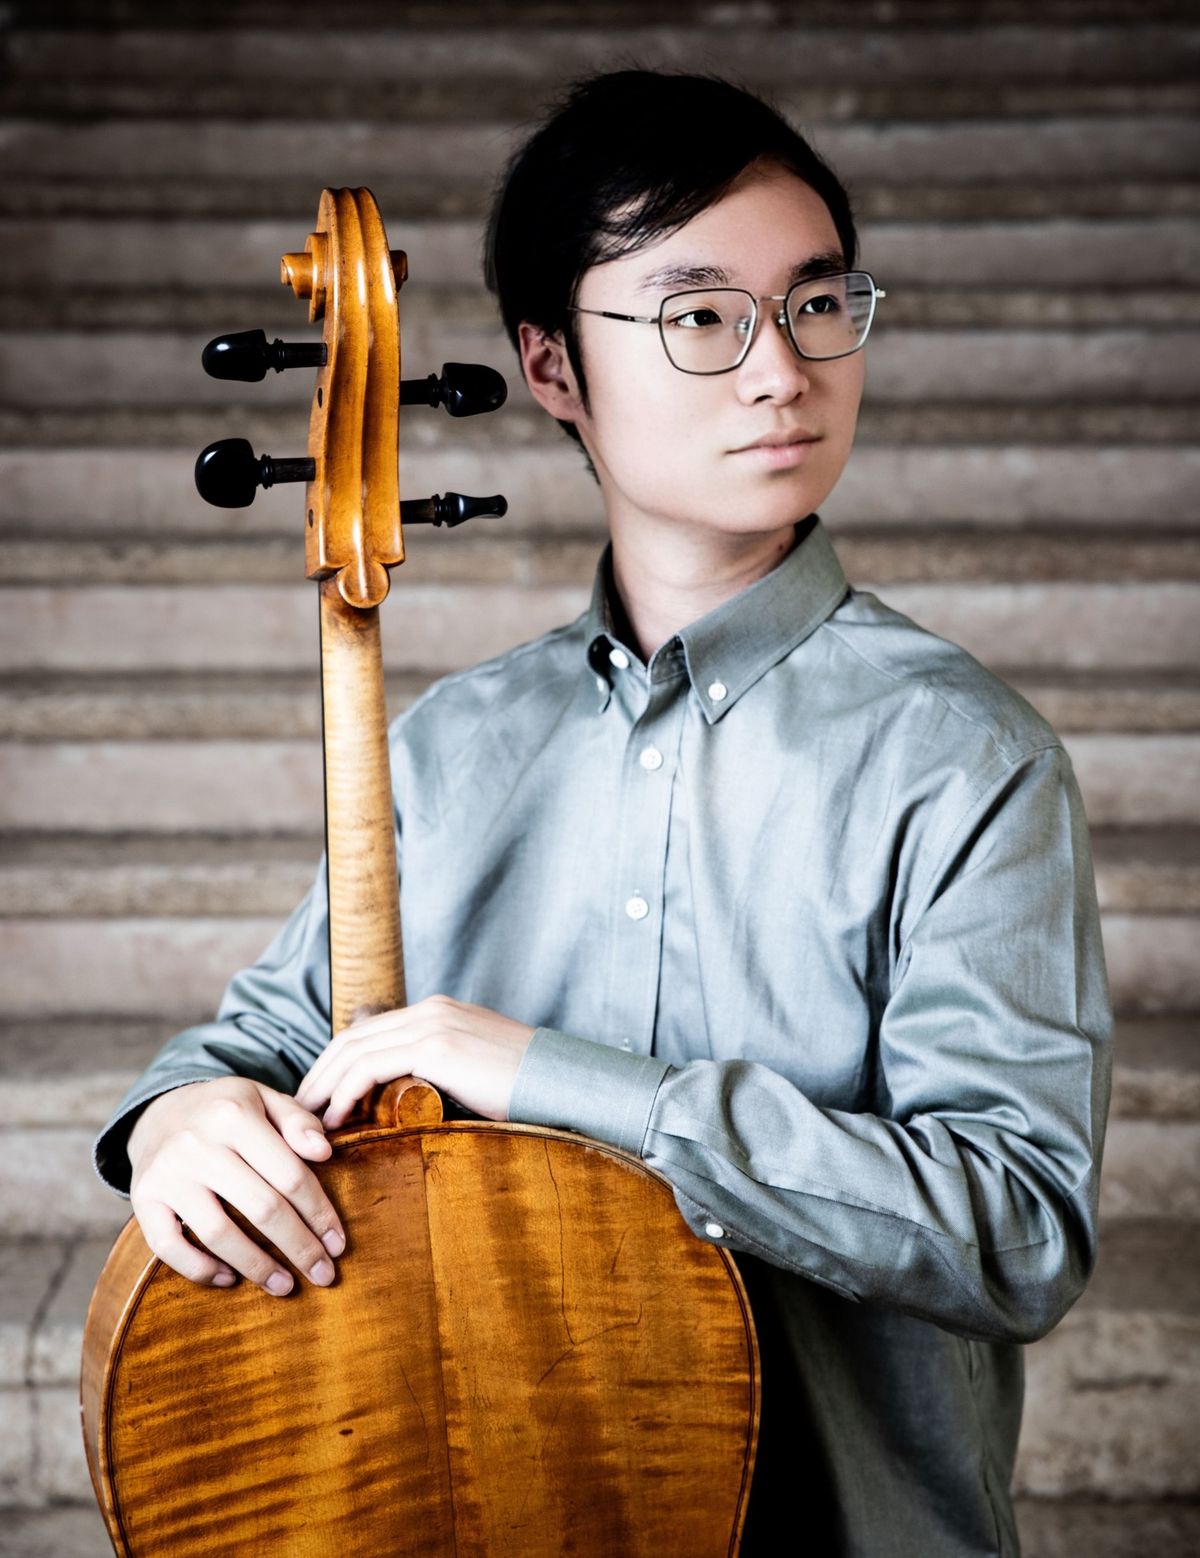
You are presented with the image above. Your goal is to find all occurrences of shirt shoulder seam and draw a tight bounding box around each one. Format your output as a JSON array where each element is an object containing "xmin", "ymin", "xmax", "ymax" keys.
[{"xmin": 822, "ymin": 612, "xmax": 1057, "ymax": 769}]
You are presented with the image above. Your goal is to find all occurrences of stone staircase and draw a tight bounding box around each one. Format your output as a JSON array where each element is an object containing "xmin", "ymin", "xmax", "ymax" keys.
[{"xmin": 1, "ymin": 1, "xmax": 1197, "ymax": 1552}]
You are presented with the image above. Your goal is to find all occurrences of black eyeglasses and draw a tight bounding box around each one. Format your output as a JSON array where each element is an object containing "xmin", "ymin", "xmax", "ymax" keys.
[{"xmin": 568, "ymin": 270, "xmax": 885, "ymax": 375}]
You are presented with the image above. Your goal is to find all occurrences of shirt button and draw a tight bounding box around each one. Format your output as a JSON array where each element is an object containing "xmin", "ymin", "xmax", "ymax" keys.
[
  {"xmin": 704, "ymin": 1221, "xmax": 726, "ymax": 1240},
  {"xmin": 625, "ymin": 894, "xmax": 649, "ymax": 921},
  {"xmin": 638, "ymin": 745, "xmax": 663, "ymax": 771},
  {"xmin": 708, "ymin": 680, "xmax": 728, "ymax": 702},
  {"xmin": 609, "ymin": 647, "xmax": 630, "ymax": 669}
]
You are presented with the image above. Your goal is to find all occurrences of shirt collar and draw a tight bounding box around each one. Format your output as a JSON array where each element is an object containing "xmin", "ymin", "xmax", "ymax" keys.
[{"xmin": 584, "ymin": 514, "xmax": 849, "ymax": 723}]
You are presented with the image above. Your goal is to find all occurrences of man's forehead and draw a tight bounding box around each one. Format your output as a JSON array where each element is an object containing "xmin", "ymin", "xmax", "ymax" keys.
[{"xmin": 584, "ymin": 170, "xmax": 844, "ymax": 296}]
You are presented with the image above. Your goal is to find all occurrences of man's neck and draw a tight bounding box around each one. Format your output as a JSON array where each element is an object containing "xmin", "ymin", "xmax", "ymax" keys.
[{"xmin": 607, "ymin": 519, "xmax": 801, "ymax": 664}]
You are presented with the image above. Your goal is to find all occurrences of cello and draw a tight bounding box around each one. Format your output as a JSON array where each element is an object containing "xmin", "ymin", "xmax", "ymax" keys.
[{"xmin": 81, "ymin": 188, "xmax": 759, "ymax": 1556}]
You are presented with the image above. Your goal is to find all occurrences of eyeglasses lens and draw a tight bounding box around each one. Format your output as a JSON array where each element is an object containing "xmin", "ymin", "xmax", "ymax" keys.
[
  {"xmin": 786, "ymin": 273, "xmax": 875, "ymax": 362},
  {"xmin": 658, "ymin": 291, "xmax": 751, "ymax": 374},
  {"xmin": 659, "ymin": 273, "xmax": 876, "ymax": 373}
]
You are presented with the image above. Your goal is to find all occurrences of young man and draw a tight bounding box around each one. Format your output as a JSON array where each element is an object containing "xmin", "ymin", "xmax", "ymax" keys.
[{"xmin": 95, "ymin": 71, "xmax": 1111, "ymax": 1556}]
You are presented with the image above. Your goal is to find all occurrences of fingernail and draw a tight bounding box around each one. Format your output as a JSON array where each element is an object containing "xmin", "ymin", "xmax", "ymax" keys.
[
  {"xmin": 322, "ymin": 1228, "xmax": 345, "ymax": 1257},
  {"xmin": 305, "ymin": 1130, "xmax": 327, "ymax": 1150},
  {"xmin": 265, "ymin": 1271, "xmax": 293, "ymax": 1297},
  {"xmin": 212, "ymin": 1271, "xmax": 236, "ymax": 1288},
  {"xmin": 310, "ymin": 1258, "xmax": 335, "ymax": 1285}
]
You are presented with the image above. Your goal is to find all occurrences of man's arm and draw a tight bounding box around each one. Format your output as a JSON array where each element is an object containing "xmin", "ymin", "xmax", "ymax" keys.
[{"xmin": 509, "ymin": 743, "xmax": 1113, "ymax": 1346}]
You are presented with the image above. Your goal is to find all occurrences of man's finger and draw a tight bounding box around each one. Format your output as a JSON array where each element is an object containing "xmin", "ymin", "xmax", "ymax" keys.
[
  {"xmin": 135, "ymin": 1196, "xmax": 237, "ymax": 1288},
  {"xmin": 258, "ymin": 1084, "xmax": 335, "ymax": 1159},
  {"xmin": 322, "ymin": 1048, "xmax": 425, "ymax": 1129},
  {"xmin": 295, "ymin": 1022, "xmax": 409, "ymax": 1111},
  {"xmin": 232, "ymin": 1108, "xmax": 346, "ymax": 1262},
  {"xmin": 173, "ymin": 1185, "xmax": 300, "ymax": 1297}
]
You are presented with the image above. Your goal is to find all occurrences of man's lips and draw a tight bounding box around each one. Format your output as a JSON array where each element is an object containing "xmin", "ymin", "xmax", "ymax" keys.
[{"xmin": 730, "ymin": 430, "xmax": 820, "ymax": 453}]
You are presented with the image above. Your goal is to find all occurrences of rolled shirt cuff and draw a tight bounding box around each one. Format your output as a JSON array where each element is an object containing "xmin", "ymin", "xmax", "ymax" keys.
[{"xmin": 509, "ymin": 1027, "xmax": 670, "ymax": 1157}]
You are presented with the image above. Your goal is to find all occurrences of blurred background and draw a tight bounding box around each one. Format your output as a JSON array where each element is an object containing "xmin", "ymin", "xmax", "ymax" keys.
[{"xmin": 0, "ymin": 1, "xmax": 1197, "ymax": 1553}]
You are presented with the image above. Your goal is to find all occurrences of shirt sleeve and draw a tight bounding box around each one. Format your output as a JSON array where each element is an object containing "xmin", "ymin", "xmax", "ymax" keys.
[
  {"xmin": 92, "ymin": 852, "xmax": 334, "ymax": 1196},
  {"xmin": 509, "ymin": 743, "xmax": 1113, "ymax": 1346}
]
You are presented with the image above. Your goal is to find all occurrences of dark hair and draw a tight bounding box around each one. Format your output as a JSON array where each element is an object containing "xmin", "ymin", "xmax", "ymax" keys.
[{"xmin": 482, "ymin": 68, "xmax": 860, "ymax": 467}]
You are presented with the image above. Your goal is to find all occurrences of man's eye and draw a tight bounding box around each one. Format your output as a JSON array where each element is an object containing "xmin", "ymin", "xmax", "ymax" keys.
[
  {"xmin": 799, "ymin": 293, "xmax": 841, "ymax": 316},
  {"xmin": 666, "ymin": 308, "xmax": 724, "ymax": 330}
]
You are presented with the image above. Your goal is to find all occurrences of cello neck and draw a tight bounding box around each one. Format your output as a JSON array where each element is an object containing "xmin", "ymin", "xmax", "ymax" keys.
[{"xmin": 320, "ymin": 578, "xmax": 406, "ymax": 1032}]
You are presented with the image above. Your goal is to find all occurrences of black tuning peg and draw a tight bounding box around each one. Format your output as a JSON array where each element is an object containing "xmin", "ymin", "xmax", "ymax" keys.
[
  {"xmin": 401, "ymin": 492, "xmax": 508, "ymax": 528},
  {"xmin": 195, "ymin": 439, "xmax": 314, "ymax": 508},
  {"xmin": 400, "ymin": 363, "xmax": 507, "ymax": 417},
  {"xmin": 202, "ymin": 329, "xmax": 327, "ymax": 382}
]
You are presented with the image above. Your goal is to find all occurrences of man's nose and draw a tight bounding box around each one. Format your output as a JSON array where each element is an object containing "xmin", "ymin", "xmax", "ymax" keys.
[{"xmin": 734, "ymin": 306, "xmax": 812, "ymax": 403}]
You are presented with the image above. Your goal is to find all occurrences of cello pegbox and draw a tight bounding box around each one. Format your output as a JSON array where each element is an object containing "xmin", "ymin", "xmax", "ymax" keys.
[{"xmin": 281, "ymin": 189, "xmax": 405, "ymax": 609}]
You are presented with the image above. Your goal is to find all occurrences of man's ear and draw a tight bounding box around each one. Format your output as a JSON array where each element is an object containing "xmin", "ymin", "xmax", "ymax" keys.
[{"xmin": 518, "ymin": 321, "xmax": 584, "ymax": 424}]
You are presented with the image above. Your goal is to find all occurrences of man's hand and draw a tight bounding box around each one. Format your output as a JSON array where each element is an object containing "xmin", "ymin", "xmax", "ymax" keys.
[
  {"xmin": 127, "ymin": 1078, "xmax": 346, "ymax": 1296},
  {"xmin": 295, "ymin": 994, "xmax": 536, "ymax": 1128}
]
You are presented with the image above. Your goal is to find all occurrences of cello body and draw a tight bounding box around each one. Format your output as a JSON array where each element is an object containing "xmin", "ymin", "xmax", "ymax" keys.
[
  {"xmin": 80, "ymin": 187, "xmax": 760, "ymax": 1553},
  {"xmin": 82, "ymin": 1106, "xmax": 759, "ymax": 1555}
]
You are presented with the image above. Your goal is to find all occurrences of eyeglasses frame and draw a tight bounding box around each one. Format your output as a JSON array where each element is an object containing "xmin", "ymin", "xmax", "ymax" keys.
[{"xmin": 567, "ymin": 270, "xmax": 886, "ymax": 375}]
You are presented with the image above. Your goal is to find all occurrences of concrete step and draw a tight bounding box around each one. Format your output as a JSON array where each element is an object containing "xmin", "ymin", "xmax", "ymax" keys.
[
  {"xmin": 9, "ymin": 326, "xmax": 1197, "ymax": 409},
  {"xmin": 1110, "ymin": 1017, "xmax": 1200, "ymax": 1121},
  {"xmin": 0, "ymin": 827, "xmax": 1195, "ymax": 913},
  {"xmin": 2, "ymin": 580, "xmax": 1196, "ymax": 676},
  {"xmin": 1090, "ymin": 831, "xmax": 1200, "ymax": 902},
  {"xmin": 0, "ymin": 833, "xmax": 322, "ymax": 915},
  {"xmin": 9, "ymin": 215, "xmax": 1196, "ymax": 289},
  {"xmin": 6, "ymin": 74, "xmax": 1197, "ymax": 124},
  {"xmin": 0, "ymin": 909, "xmax": 1194, "ymax": 1021},
  {"xmin": 1, "ymin": 1019, "xmax": 189, "ymax": 1130},
  {"xmin": 1016, "ymin": 1307, "xmax": 1200, "ymax": 1503},
  {"xmin": 1002, "ymin": 673, "xmax": 1200, "ymax": 735},
  {"xmin": 1101, "ymin": 915, "xmax": 1200, "ymax": 1016},
  {"xmin": 6, "ymin": 528, "xmax": 1200, "ymax": 589},
  {"xmin": 5, "ymin": 115, "xmax": 1194, "ymax": 189},
  {"xmin": 7, "ymin": 400, "xmax": 1195, "ymax": 451},
  {"xmin": 6, "ymin": 19, "xmax": 1197, "ymax": 92},
  {"xmin": 4, "ymin": 443, "xmax": 1195, "ymax": 532},
  {"xmin": 0, "ymin": 671, "xmax": 328, "ymax": 740},
  {"xmin": 8, "ymin": 176, "xmax": 1197, "ymax": 223},
  {"xmin": 12, "ymin": 281, "xmax": 1200, "ymax": 331},
  {"xmin": 4, "ymin": 670, "xmax": 1197, "ymax": 743},
  {"xmin": 8, "ymin": 0, "xmax": 1195, "ymax": 24}
]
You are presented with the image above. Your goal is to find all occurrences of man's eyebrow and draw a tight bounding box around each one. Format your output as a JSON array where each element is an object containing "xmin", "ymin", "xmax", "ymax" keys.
[
  {"xmin": 784, "ymin": 250, "xmax": 849, "ymax": 284},
  {"xmin": 635, "ymin": 250, "xmax": 848, "ymax": 293}
]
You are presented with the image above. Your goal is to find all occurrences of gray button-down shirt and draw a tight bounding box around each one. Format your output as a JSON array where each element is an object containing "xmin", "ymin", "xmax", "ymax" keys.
[{"xmin": 95, "ymin": 515, "xmax": 1112, "ymax": 1558}]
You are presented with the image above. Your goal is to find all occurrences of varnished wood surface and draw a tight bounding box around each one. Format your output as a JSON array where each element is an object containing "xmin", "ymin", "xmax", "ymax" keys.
[
  {"xmin": 319, "ymin": 578, "xmax": 407, "ymax": 1035},
  {"xmin": 82, "ymin": 1121, "xmax": 759, "ymax": 1557},
  {"xmin": 283, "ymin": 186, "xmax": 405, "ymax": 609}
]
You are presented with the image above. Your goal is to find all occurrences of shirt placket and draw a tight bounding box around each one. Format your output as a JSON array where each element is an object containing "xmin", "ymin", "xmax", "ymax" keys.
[{"xmin": 601, "ymin": 647, "xmax": 687, "ymax": 1055}]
